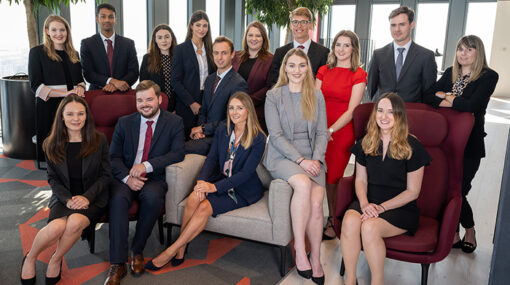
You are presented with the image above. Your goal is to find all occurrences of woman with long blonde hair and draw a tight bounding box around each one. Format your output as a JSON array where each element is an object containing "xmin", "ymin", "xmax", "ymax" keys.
[
  {"xmin": 263, "ymin": 48, "xmax": 328, "ymax": 284},
  {"xmin": 341, "ymin": 93, "xmax": 430, "ymax": 285}
]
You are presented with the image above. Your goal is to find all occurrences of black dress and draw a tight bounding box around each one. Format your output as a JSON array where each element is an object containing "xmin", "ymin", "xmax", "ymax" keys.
[
  {"xmin": 48, "ymin": 142, "xmax": 105, "ymax": 223},
  {"xmin": 347, "ymin": 135, "xmax": 431, "ymax": 235},
  {"xmin": 139, "ymin": 53, "xmax": 176, "ymax": 112}
]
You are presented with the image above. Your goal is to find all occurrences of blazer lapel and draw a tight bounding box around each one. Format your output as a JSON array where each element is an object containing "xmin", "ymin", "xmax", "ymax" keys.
[
  {"xmin": 398, "ymin": 42, "xmax": 418, "ymax": 82},
  {"xmin": 95, "ymin": 34, "xmax": 110, "ymax": 73},
  {"xmin": 131, "ymin": 114, "xmax": 141, "ymax": 157},
  {"xmin": 386, "ymin": 43, "xmax": 398, "ymax": 83},
  {"xmin": 186, "ymin": 40, "xmax": 200, "ymax": 75},
  {"xmin": 149, "ymin": 110, "xmax": 166, "ymax": 153},
  {"xmin": 112, "ymin": 35, "xmax": 122, "ymax": 75},
  {"xmin": 210, "ymin": 69, "xmax": 234, "ymax": 107},
  {"xmin": 246, "ymin": 57, "xmax": 262, "ymax": 87},
  {"xmin": 280, "ymin": 85, "xmax": 295, "ymax": 138},
  {"xmin": 57, "ymin": 159, "xmax": 71, "ymax": 189}
]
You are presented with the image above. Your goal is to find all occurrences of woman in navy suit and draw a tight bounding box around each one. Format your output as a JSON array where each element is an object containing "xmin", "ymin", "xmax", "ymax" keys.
[
  {"xmin": 171, "ymin": 10, "xmax": 216, "ymax": 138},
  {"xmin": 145, "ymin": 92, "xmax": 266, "ymax": 270},
  {"xmin": 232, "ymin": 21, "xmax": 273, "ymax": 131},
  {"xmin": 140, "ymin": 24, "xmax": 178, "ymax": 112}
]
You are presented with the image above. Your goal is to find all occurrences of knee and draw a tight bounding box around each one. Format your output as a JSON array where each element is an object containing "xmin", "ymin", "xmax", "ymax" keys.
[
  {"xmin": 186, "ymin": 192, "xmax": 200, "ymax": 208},
  {"xmin": 360, "ymin": 220, "xmax": 380, "ymax": 241},
  {"xmin": 290, "ymin": 176, "xmax": 312, "ymax": 195},
  {"xmin": 140, "ymin": 191, "xmax": 165, "ymax": 208},
  {"xmin": 195, "ymin": 201, "xmax": 212, "ymax": 218},
  {"xmin": 66, "ymin": 215, "xmax": 89, "ymax": 234},
  {"xmin": 46, "ymin": 220, "xmax": 67, "ymax": 239},
  {"xmin": 341, "ymin": 212, "xmax": 361, "ymax": 237}
]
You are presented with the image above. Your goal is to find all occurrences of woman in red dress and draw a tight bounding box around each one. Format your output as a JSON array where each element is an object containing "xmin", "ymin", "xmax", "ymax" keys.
[{"xmin": 315, "ymin": 30, "xmax": 367, "ymax": 239}]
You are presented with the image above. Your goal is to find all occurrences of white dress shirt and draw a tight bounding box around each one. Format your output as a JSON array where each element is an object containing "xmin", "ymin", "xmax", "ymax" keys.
[
  {"xmin": 293, "ymin": 38, "xmax": 312, "ymax": 54},
  {"xmin": 99, "ymin": 32, "xmax": 116, "ymax": 84},
  {"xmin": 393, "ymin": 40, "xmax": 413, "ymax": 65},
  {"xmin": 192, "ymin": 41, "xmax": 209, "ymax": 91}
]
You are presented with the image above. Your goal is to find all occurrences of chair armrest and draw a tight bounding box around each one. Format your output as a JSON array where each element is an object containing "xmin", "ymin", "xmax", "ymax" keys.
[
  {"xmin": 268, "ymin": 179, "xmax": 293, "ymax": 245},
  {"xmin": 433, "ymin": 194, "xmax": 462, "ymax": 262},
  {"xmin": 334, "ymin": 175, "xmax": 355, "ymax": 235},
  {"xmin": 165, "ymin": 154, "xmax": 206, "ymax": 224}
]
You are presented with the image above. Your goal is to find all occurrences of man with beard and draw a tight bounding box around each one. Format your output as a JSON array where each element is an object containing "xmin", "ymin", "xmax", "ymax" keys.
[{"xmin": 105, "ymin": 80, "xmax": 184, "ymax": 285}]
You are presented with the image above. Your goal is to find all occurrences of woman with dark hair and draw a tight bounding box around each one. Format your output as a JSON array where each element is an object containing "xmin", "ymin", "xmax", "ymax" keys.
[
  {"xmin": 232, "ymin": 21, "xmax": 273, "ymax": 131},
  {"xmin": 171, "ymin": 10, "xmax": 216, "ymax": 138},
  {"xmin": 140, "ymin": 24, "xmax": 178, "ymax": 112},
  {"xmin": 424, "ymin": 35, "xmax": 499, "ymax": 253},
  {"xmin": 29, "ymin": 14, "xmax": 86, "ymax": 163},
  {"xmin": 20, "ymin": 94, "xmax": 111, "ymax": 285},
  {"xmin": 340, "ymin": 93, "xmax": 430, "ymax": 285},
  {"xmin": 264, "ymin": 48, "xmax": 328, "ymax": 284},
  {"xmin": 315, "ymin": 30, "xmax": 367, "ymax": 240},
  {"xmin": 145, "ymin": 92, "xmax": 266, "ymax": 270}
]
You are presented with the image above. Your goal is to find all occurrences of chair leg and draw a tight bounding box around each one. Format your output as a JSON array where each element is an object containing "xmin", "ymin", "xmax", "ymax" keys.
[
  {"xmin": 421, "ymin": 263, "xmax": 430, "ymax": 285},
  {"xmin": 340, "ymin": 258, "xmax": 345, "ymax": 276},
  {"xmin": 158, "ymin": 216, "xmax": 164, "ymax": 245},
  {"xmin": 166, "ymin": 224, "xmax": 173, "ymax": 247},
  {"xmin": 279, "ymin": 245, "xmax": 287, "ymax": 277},
  {"xmin": 88, "ymin": 223, "xmax": 96, "ymax": 254}
]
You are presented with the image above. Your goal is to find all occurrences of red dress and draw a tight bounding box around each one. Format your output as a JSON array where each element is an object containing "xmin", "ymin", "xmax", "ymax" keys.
[{"xmin": 316, "ymin": 65, "xmax": 367, "ymax": 184}]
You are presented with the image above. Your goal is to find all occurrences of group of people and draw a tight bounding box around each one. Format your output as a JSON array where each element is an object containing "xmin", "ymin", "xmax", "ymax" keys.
[{"xmin": 21, "ymin": 3, "xmax": 498, "ymax": 285}]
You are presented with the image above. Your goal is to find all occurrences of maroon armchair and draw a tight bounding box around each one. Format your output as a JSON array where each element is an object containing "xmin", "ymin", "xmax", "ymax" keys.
[
  {"xmin": 334, "ymin": 103, "xmax": 474, "ymax": 285},
  {"xmin": 83, "ymin": 90, "xmax": 169, "ymax": 253}
]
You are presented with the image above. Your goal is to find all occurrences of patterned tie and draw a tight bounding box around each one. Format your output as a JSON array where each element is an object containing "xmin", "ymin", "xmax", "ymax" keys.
[
  {"xmin": 141, "ymin": 121, "xmax": 153, "ymax": 177},
  {"xmin": 396, "ymin": 47, "xmax": 405, "ymax": 80},
  {"xmin": 297, "ymin": 45, "xmax": 305, "ymax": 49},
  {"xmin": 106, "ymin": 39, "xmax": 114, "ymax": 76},
  {"xmin": 212, "ymin": 75, "xmax": 221, "ymax": 95}
]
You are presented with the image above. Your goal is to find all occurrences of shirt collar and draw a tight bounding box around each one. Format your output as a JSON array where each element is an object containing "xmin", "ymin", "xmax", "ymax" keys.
[
  {"xmin": 100, "ymin": 31, "xmax": 116, "ymax": 45},
  {"xmin": 140, "ymin": 108, "xmax": 161, "ymax": 125},
  {"xmin": 191, "ymin": 41, "xmax": 206, "ymax": 54},
  {"xmin": 294, "ymin": 38, "xmax": 312, "ymax": 50},
  {"xmin": 394, "ymin": 40, "xmax": 412, "ymax": 52},
  {"xmin": 217, "ymin": 66, "xmax": 233, "ymax": 79}
]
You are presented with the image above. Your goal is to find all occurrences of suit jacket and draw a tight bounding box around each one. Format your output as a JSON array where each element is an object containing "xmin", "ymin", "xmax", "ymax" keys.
[
  {"xmin": 80, "ymin": 33, "xmax": 139, "ymax": 90},
  {"xmin": 47, "ymin": 134, "xmax": 111, "ymax": 209},
  {"xmin": 198, "ymin": 68, "xmax": 249, "ymax": 136},
  {"xmin": 140, "ymin": 53, "xmax": 176, "ymax": 111},
  {"xmin": 367, "ymin": 41, "xmax": 437, "ymax": 102},
  {"xmin": 263, "ymin": 85, "xmax": 328, "ymax": 171},
  {"xmin": 110, "ymin": 109, "xmax": 185, "ymax": 182},
  {"xmin": 197, "ymin": 123, "xmax": 266, "ymax": 204},
  {"xmin": 269, "ymin": 41, "xmax": 329, "ymax": 86},
  {"xmin": 171, "ymin": 40, "xmax": 216, "ymax": 108},
  {"xmin": 424, "ymin": 67, "xmax": 499, "ymax": 158}
]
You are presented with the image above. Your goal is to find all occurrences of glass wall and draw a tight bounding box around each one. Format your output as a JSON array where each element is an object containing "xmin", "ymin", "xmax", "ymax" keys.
[
  {"xmin": 328, "ymin": 4, "xmax": 356, "ymax": 46},
  {"xmin": 369, "ymin": 4, "xmax": 399, "ymax": 49},
  {"xmin": 123, "ymin": 0, "xmax": 147, "ymax": 65},
  {"xmin": 415, "ymin": 3, "xmax": 449, "ymax": 69},
  {"xmin": 169, "ymin": 0, "xmax": 188, "ymax": 44},
  {"xmin": 465, "ymin": 2, "xmax": 498, "ymax": 63},
  {"xmin": 70, "ymin": 0, "xmax": 96, "ymax": 54},
  {"xmin": 206, "ymin": 0, "xmax": 220, "ymax": 40},
  {"xmin": 0, "ymin": 2, "xmax": 30, "ymax": 78}
]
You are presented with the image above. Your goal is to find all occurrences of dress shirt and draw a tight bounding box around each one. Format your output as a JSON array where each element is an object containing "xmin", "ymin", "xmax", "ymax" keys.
[
  {"xmin": 393, "ymin": 40, "xmax": 413, "ymax": 65},
  {"xmin": 192, "ymin": 41, "xmax": 209, "ymax": 91},
  {"xmin": 122, "ymin": 110, "xmax": 161, "ymax": 183},
  {"xmin": 293, "ymin": 38, "xmax": 312, "ymax": 54},
  {"xmin": 99, "ymin": 32, "xmax": 116, "ymax": 84},
  {"xmin": 213, "ymin": 66, "xmax": 233, "ymax": 93}
]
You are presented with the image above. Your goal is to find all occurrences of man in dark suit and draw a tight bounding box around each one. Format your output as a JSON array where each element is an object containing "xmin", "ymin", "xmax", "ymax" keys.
[
  {"xmin": 269, "ymin": 7, "xmax": 329, "ymax": 86},
  {"xmin": 104, "ymin": 80, "xmax": 184, "ymax": 285},
  {"xmin": 185, "ymin": 36, "xmax": 249, "ymax": 155},
  {"xmin": 81, "ymin": 3, "xmax": 139, "ymax": 92},
  {"xmin": 367, "ymin": 6, "xmax": 437, "ymax": 102}
]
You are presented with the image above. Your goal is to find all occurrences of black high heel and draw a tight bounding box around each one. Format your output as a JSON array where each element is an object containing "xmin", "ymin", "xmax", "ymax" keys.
[
  {"xmin": 452, "ymin": 238, "xmax": 463, "ymax": 248},
  {"xmin": 296, "ymin": 268, "xmax": 312, "ymax": 279},
  {"xmin": 20, "ymin": 254, "xmax": 36, "ymax": 285},
  {"xmin": 322, "ymin": 216, "xmax": 336, "ymax": 240},
  {"xmin": 171, "ymin": 244, "xmax": 188, "ymax": 267},
  {"xmin": 462, "ymin": 230, "xmax": 477, "ymax": 253},
  {"xmin": 144, "ymin": 258, "xmax": 170, "ymax": 271},
  {"xmin": 45, "ymin": 260, "xmax": 62, "ymax": 285},
  {"xmin": 311, "ymin": 275, "xmax": 325, "ymax": 285}
]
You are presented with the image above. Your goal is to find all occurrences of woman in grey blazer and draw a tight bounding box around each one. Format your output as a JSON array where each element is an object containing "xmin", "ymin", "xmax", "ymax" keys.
[
  {"xmin": 264, "ymin": 48, "xmax": 328, "ymax": 285},
  {"xmin": 21, "ymin": 95, "xmax": 111, "ymax": 285}
]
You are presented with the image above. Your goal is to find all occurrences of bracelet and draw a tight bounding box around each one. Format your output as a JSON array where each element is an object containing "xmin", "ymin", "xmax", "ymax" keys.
[
  {"xmin": 297, "ymin": 158, "xmax": 305, "ymax": 165},
  {"xmin": 380, "ymin": 204, "xmax": 386, "ymax": 212}
]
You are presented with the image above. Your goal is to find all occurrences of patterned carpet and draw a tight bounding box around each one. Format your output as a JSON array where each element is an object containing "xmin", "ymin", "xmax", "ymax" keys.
[{"xmin": 2, "ymin": 155, "xmax": 289, "ymax": 285}]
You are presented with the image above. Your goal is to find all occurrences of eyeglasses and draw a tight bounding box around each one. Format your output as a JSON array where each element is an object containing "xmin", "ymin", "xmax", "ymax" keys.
[{"xmin": 291, "ymin": 20, "xmax": 311, "ymax": 26}]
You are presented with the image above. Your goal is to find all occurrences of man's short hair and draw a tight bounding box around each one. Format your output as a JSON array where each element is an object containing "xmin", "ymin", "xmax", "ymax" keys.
[
  {"xmin": 135, "ymin": 80, "xmax": 161, "ymax": 97},
  {"xmin": 389, "ymin": 6, "xmax": 414, "ymax": 23},
  {"xmin": 96, "ymin": 3, "xmax": 116, "ymax": 16},
  {"xmin": 213, "ymin": 36, "xmax": 234, "ymax": 54},
  {"xmin": 290, "ymin": 7, "xmax": 313, "ymax": 22}
]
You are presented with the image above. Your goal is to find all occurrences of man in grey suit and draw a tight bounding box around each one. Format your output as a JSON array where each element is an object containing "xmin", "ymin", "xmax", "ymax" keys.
[{"xmin": 367, "ymin": 6, "xmax": 437, "ymax": 102}]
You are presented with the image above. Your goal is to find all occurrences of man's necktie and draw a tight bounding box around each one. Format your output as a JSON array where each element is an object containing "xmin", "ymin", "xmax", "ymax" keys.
[
  {"xmin": 396, "ymin": 47, "xmax": 405, "ymax": 80},
  {"xmin": 212, "ymin": 75, "xmax": 221, "ymax": 95},
  {"xmin": 141, "ymin": 121, "xmax": 153, "ymax": 177},
  {"xmin": 106, "ymin": 39, "xmax": 114, "ymax": 76}
]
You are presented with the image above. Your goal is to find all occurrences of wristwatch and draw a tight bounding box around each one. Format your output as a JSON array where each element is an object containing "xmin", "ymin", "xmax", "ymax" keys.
[
  {"xmin": 201, "ymin": 124, "xmax": 206, "ymax": 134},
  {"xmin": 328, "ymin": 127, "xmax": 334, "ymax": 134}
]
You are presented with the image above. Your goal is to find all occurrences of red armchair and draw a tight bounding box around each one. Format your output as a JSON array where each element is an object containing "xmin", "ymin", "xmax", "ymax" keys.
[{"xmin": 334, "ymin": 103, "xmax": 474, "ymax": 285}]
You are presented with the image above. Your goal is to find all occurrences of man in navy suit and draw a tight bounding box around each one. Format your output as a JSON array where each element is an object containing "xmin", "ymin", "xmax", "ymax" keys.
[
  {"xmin": 104, "ymin": 80, "xmax": 184, "ymax": 285},
  {"xmin": 81, "ymin": 3, "xmax": 139, "ymax": 92},
  {"xmin": 269, "ymin": 7, "xmax": 329, "ymax": 86},
  {"xmin": 185, "ymin": 36, "xmax": 249, "ymax": 155},
  {"xmin": 367, "ymin": 6, "xmax": 437, "ymax": 102}
]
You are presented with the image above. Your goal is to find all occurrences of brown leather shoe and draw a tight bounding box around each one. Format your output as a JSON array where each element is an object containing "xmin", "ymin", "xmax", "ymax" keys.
[
  {"xmin": 104, "ymin": 264, "xmax": 127, "ymax": 285},
  {"xmin": 130, "ymin": 254, "xmax": 145, "ymax": 275}
]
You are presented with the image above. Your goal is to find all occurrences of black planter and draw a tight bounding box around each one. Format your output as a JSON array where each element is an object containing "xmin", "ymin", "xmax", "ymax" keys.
[{"xmin": 0, "ymin": 75, "xmax": 36, "ymax": 159}]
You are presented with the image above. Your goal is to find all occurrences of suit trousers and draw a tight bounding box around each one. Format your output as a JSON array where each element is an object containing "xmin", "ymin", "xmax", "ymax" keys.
[
  {"xmin": 109, "ymin": 178, "xmax": 167, "ymax": 263},
  {"xmin": 458, "ymin": 156, "xmax": 482, "ymax": 230},
  {"xmin": 184, "ymin": 137, "xmax": 214, "ymax": 155}
]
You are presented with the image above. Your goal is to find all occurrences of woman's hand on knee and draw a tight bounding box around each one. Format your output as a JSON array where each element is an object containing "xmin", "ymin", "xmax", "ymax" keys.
[
  {"xmin": 361, "ymin": 203, "xmax": 379, "ymax": 221},
  {"xmin": 67, "ymin": 195, "xmax": 89, "ymax": 209}
]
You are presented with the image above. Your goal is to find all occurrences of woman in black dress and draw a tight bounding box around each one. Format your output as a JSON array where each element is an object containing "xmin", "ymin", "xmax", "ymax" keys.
[
  {"xmin": 20, "ymin": 95, "xmax": 111, "ymax": 285},
  {"xmin": 140, "ymin": 24, "xmax": 178, "ymax": 112},
  {"xmin": 340, "ymin": 93, "xmax": 430, "ymax": 285},
  {"xmin": 28, "ymin": 15, "xmax": 86, "ymax": 163},
  {"xmin": 424, "ymin": 35, "xmax": 499, "ymax": 253}
]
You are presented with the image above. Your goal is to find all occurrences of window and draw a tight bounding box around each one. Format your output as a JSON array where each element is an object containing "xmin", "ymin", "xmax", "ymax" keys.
[
  {"xmin": 369, "ymin": 4, "xmax": 399, "ymax": 49},
  {"xmin": 0, "ymin": 2, "xmax": 29, "ymax": 78},
  {"xmin": 465, "ymin": 2, "xmax": 497, "ymax": 63},
  {"xmin": 123, "ymin": 0, "xmax": 147, "ymax": 65},
  {"xmin": 206, "ymin": 0, "xmax": 220, "ymax": 40},
  {"xmin": 70, "ymin": 1, "xmax": 96, "ymax": 54},
  {"xmin": 415, "ymin": 3, "xmax": 449, "ymax": 69},
  {"xmin": 169, "ymin": 0, "xmax": 188, "ymax": 44},
  {"xmin": 328, "ymin": 5, "xmax": 356, "ymax": 47}
]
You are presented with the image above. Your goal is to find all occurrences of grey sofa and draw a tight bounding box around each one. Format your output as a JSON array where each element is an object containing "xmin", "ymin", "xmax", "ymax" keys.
[{"xmin": 164, "ymin": 154, "xmax": 293, "ymax": 276}]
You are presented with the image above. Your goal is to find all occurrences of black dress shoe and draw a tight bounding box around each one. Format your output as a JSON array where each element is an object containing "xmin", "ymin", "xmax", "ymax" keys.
[
  {"xmin": 45, "ymin": 261, "xmax": 62, "ymax": 285},
  {"xmin": 462, "ymin": 238, "xmax": 477, "ymax": 253},
  {"xmin": 312, "ymin": 275, "xmax": 325, "ymax": 285},
  {"xmin": 452, "ymin": 238, "xmax": 463, "ymax": 248},
  {"xmin": 144, "ymin": 259, "xmax": 171, "ymax": 271},
  {"xmin": 322, "ymin": 216, "xmax": 336, "ymax": 240},
  {"xmin": 171, "ymin": 244, "xmax": 188, "ymax": 267},
  {"xmin": 20, "ymin": 254, "xmax": 36, "ymax": 285},
  {"xmin": 296, "ymin": 268, "xmax": 312, "ymax": 279}
]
